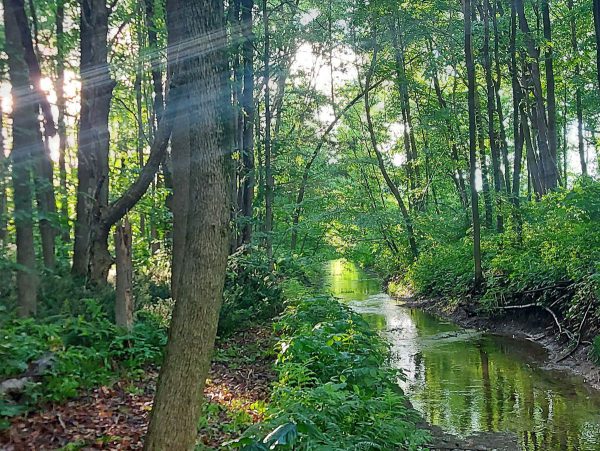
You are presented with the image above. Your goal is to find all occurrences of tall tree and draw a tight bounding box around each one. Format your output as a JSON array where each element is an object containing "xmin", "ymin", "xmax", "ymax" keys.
[
  {"xmin": 72, "ymin": 0, "xmax": 115, "ymax": 282},
  {"xmin": 144, "ymin": 0, "xmax": 232, "ymax": 447},
  {"xmin": 465, "ymin": 0, "xmax": 483, "ymax": 285},
  {"xmin": 3, "ymin": 0, "xmax": 41, "ymax": 315}
]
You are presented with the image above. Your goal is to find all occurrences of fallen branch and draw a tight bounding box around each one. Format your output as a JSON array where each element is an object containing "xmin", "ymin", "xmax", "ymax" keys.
[
  {"xmin": 499, "ymin": 303, "xmax": 574, "ymax": 341},
  {"xmin": 556, "ymin": 301, "xmax": 593, "ymax": 363}
]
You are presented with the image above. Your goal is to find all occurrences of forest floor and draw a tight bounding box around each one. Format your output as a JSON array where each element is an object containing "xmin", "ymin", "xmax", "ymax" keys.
[
  {"xmin": 0, "ymin": 326, "xmax": 276, "ymax": 450},
  {"xmin": 398, "ymin": 296, "xmax": 600, "ymax": 390}
]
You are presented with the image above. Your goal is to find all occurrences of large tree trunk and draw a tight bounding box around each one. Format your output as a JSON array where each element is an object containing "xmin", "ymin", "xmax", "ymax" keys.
[
  {"xmin": 475, "ymin": 90, "xmax": 493, "ymax": 229},
  {"xmin": 72, "ymin": 0, "xmax": 115, "ymax": 282},
  {"xmin": 4, "ymin": 0, "xmax": 40, "ymax": 315},
  {"xmin": 240, "ymin": 0, "xmax": 255, "ymax": 245},
  {"xmin": 465, "ymin": 0, "xmax": 483, "ymax": 286},
  {"xmin": 143, "ymin": 0, "xmax": 231, "ymax": 447}
]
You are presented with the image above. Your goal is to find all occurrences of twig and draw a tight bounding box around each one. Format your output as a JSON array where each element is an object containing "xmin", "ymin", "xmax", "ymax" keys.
[{"xmin": 556, "ymin": 301, "xmax": 593, "ymax": 363}]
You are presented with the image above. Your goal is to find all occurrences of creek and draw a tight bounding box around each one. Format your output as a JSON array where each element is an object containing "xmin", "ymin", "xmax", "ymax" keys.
[{"xmin": 324, "ymin": 259, "xmax": 600, "ymax": 451}]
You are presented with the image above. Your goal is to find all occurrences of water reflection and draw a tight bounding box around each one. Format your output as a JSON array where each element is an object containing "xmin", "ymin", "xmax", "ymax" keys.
[{"xmin": 324, "ymin": 259, "xmax": 600, "ymax": 451}]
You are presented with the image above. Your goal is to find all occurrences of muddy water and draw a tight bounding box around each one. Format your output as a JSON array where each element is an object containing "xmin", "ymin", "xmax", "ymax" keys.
[{"xmin": 324, "ymin": 259, "xmax": 600, "ymax": 451}]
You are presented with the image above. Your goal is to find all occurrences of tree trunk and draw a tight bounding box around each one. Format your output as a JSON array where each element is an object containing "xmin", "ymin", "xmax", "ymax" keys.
[
  {"xmin": 465, "ymin": 0, "xmax": 483, "ymax": 286},
  {"xmin": 143, "ymin": 0, "xmax": 231, "ymax": 447},
  {"xmin": 364, "ymin": 46, "xmax": 418, "ymax": 261},
  {"xmin": 568, "ymin": 0, "xmax": 587, "ymax": 177},
  {"xmin": 515, "ymin": 0, "xmax": 558, "ymax": 193},
  {"xmin": 541, "ymin": 0, "xmax": 558, "ymax": 174},
  {"xmin": 475, "ymin": 90, "xmax": 493, "ymax": 229},
  {"xmin": 240, "ymin": 0, "xmax": 255, "ymax": 245},
  {"xmin": 263, "ymin": 0, "xmax": 274, "ymax": 266},
  {"xmin": 0, "ymin": 102, "xmax": 6, "ymax": 247},
  {"xmin": 72, "ymin": 0, "xmax": 115, "ymax": 282},
  {"xmin": 4, "ymin": 0, "xmax": 40, "ymax": 315},
  {"xmin": 593, "ymin": 0, "xmax": 600, "ymax": 90},
  {"xmin": 56, "ymin": 0, "xmax": 70, "ymax": 242},
  {"xmin": 115, "ymin": 219, "xmax": 133, "ymax": 331},
  {"xmin": 482, "ymin": 0, "xmax": 504, "ymax": 232}
]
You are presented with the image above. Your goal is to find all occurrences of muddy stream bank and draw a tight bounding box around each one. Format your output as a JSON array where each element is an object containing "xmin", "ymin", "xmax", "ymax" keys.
[{"xmin": 324, "ymin": 259, "xmax": 600, "ymax": 451}]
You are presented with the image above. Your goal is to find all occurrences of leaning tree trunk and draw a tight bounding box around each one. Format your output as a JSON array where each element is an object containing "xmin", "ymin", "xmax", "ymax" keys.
[
  {"xmin": 3, "ymin": 0, "xmax": 41, "ymax": 316},
  {"xmin": 72, "ymin": 0, "xmax": 115, "ymax": 282},
  {"xmin": 541, "ymin": 0, "xmax": 558, "ymax": 177},
  {"xmin": 143, "ymin": 0, "xmax": 232, "ymax": 447},
  {"xmin": 364, "ymin": 45, "xmax": 418, "ymax": 261},
  {"xmin": 263, "ymin": 0, "xmax": 274, "ymax": 266}
]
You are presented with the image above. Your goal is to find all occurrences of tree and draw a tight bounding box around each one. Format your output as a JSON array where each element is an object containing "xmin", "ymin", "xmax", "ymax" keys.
[
  {"xmin": 465, "ymin": 0, "xmax": 483, "ymax": 286},
  {"xmin": 3, "ymin": 0, "xmax": 42, "ymax": 315},
  {"xmin": 144, "ymin": 0, "xmax": 232, "ymax": 447}
]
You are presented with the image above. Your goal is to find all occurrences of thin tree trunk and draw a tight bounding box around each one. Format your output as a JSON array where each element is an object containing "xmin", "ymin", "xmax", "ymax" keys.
[
  {"xmin": 144, "ymin": 0, "xmax": 231, "ymax": 446},
  {"xmin": 515, "ymin": 0, "xmax": 558, "ymax": 193},
  {"xmin": 568, "ymin": 0, "xmax": 587, "ymax": 177},
  {"xmin": 0, "ymin": 102, "xmax": 6, "ymax": 247},
  {"xmin": 593, "ymin": 0, "xmax": 600, "ymax": 89},
  {"xmin": 541, "ymin": 0, "xmax": 558, "ymax": 173},
  {"xmin": 115, "ymin": 218, "xmax": 133, "ymax": 331},
  {"xmin": 364, "ymin": 46, "xmax": 418, "ymax": 261},
  {"xmin": 263, "ymin": 0, "xmax": 274, "ymax": 267},
  {"xmin": 4, "ymin": 0, "xmax": 40, "ymax": 315},
  {"xmin": 476, "ymin": 89, "xmax": 494, "ymax": 229},
  {"xmin": 482, "ymin": 0, "xmax": 504, "ymax": 232},
  {"xmin": 56, "ymin": 0, "xmax": 70, "ymax": 242},
  {"xmin": 240, "ymin": 0, "xmax": 255, "ymax": 245},
  {"xmin": 465, "ymin": 0, "xmax": 483, "ymax": 286}
]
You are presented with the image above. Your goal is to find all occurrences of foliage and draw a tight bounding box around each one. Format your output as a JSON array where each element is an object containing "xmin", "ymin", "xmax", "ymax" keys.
[
  {"xmin": 405, "ymin": 181, "xmax": 600, "ymax": 329},
  {"xmin": 593, "ymin": 336, "xmax": 600, "ymax": 364},
  {"xmin": 0, "ymin": 300, "xmax": 167, "ymax": 421},
  {"xmin": 229, "ymin": 295, "xmax": 428, "ymax": 450},
  {"xmin": 219, "ymin": 248, "xmax": 285, "ymax": 336}
]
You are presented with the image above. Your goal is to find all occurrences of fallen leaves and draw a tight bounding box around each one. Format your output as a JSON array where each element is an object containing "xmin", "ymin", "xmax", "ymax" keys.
[{"xmin": 0, "ymin": 326, "xmax": 276, "ymax": 450}]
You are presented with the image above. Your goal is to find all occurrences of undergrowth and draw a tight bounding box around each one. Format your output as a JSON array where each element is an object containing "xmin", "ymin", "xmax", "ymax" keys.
[
  {"xmin": 228, "ymin": 285, "xmax": 428, "ymax": 450},
  {"xmin": 402, "ymin": 180, "xmax": 600, "ymax": 334},
  {"xmin": 0, "ymin": 301, "xmax": 167, "ymax": 427}
]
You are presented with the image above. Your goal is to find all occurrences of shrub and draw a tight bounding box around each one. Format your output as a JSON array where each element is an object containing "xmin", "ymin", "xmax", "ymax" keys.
[
  {"xmin": 219, "ymin": 248, "xmax": 284, "ymax": 336},
  {"xmin": 229, "ymin": 296, "xmax": 428, "ymax": 450}
]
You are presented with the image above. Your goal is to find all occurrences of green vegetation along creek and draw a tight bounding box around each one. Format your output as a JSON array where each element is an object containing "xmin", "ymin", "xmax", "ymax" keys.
[{"xmin": 325, "ymin": 259, "xmax": 600, "ymax": 451}]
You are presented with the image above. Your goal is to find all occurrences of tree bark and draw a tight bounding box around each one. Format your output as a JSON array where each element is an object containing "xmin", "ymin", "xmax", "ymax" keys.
[
  {"xmin": 568, "ymin": 0, "xmax": 587, "ymax": 177},
  {"xmin": 465, "ymin": 0, "xmax": 483, "ymax": 286},
  {"xmin": 143, "ymin": 0, "xmax": 231, "ymax": 447},
  {"xmin": 115, "ymin": 218, "xmax": 133, "ymax": 331},
  {"xmin": 4, "ymin": 0, "xmax": 40, "ymax": 316},
  {"xmin": 240, "ymin": 0, "xmax": 255, "ymax": 245},
  {"xmin": 263, "ymin": 0, "xmax": 274, "ymax": 267},
  {"xmin": 541, "ymin": 0, "xmax": 558, "ymax": 173},
  {"xmin": 593, "ymin": 0, "xmax": 600, "ymax": 90},
  {"xmin": 56, "ymin": 0, "xmax": 70, "ymax": 242},
  {"xmin": 515, "ymin": 0, "xmax": 558, "ymax": 193},
  {"xmin": 482, "ymin": 0, "xmax": 504, "ymax": 232},
  {"xmin": 72, "ymin": 0, "xmax": 115, "ymax": 282}
]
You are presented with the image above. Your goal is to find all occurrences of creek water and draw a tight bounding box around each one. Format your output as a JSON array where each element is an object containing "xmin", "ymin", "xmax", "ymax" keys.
[{"xmin": 324, "ymin": 259, "xmax": 600, "ymax": 451}]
